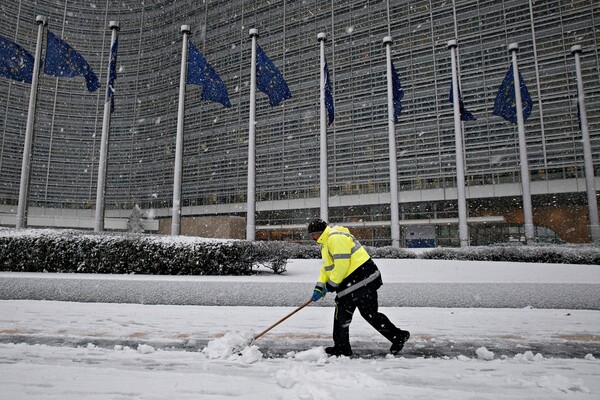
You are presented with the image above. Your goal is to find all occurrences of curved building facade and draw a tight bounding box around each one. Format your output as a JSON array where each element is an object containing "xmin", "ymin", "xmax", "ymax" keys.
[{"xmin": 0, "ymin": 0, "xmax": 599, "ymax": 246}]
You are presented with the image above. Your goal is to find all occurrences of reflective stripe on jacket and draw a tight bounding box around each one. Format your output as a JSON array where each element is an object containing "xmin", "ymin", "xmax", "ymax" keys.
[{"xmin": 315, "ymin": 225, "xmax": 371, "ymax": 294}]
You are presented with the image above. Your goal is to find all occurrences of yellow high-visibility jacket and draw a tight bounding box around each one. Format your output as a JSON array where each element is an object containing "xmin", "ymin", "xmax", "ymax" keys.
[{"xmin": 315, "ymin": 225, "xmax": 372, "ymax": 294}]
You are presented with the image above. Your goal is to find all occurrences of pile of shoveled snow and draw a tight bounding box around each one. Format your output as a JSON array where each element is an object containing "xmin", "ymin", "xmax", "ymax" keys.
[
  {"xmin": 198, "ymin": 332, "xmax": 335, "ymax": 364},
  {"xmin": 200, "ymin": 331, "xmax": 263, "ymax": 363}
]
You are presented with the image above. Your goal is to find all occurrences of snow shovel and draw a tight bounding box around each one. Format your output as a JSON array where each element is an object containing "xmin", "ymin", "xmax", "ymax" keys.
[{"xmin": 234, "ymin": 299, "xmax": 313, "ymax": 353}]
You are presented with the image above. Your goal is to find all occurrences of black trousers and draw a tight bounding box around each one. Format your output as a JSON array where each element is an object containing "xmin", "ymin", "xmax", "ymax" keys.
[{"xmin": 333, "ymin": 289, "xmax": 402, "ymax": 349}]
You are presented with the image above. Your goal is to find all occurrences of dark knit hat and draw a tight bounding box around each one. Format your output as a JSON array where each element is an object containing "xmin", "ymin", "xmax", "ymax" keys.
[{"xmin": 307, "ymin": 218, "xmax": 328, "ymax": 234}]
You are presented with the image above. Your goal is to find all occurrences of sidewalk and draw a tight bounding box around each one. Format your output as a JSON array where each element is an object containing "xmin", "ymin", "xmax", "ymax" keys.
[
  {"xmin": 1, "ymin": 259, "xmax": 599, "ymax": 308},
  {"xmin": 1, "ymin": 299, "xmax": 599, "ymax": 359}
]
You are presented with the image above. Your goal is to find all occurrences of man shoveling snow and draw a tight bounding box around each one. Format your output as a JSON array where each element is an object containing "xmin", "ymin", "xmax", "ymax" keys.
[{"xmin": 307, "ymin": 218, "xmax": 410, "ymax": 357}]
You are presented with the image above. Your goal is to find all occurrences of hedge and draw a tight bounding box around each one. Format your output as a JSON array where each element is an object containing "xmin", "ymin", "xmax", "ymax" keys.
[{"xmin": 0, "ymin": 229, "xmax": 598, "ymax": 276}]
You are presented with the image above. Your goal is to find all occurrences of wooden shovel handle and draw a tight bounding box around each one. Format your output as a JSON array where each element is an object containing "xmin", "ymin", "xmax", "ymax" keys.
[{"xmin": 253, "ymin": 299, "xmax": 313, "ymax": 341}]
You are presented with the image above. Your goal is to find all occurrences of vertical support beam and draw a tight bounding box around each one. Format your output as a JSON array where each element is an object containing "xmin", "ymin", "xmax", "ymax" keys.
[
  {"xmin": 509, "ymin": 43, "xmax": 535, "ymax": 244},
  {"xmin": 448, "ymin": 40, "xmax": 469, "ymax": 247},
  {"xmin": 448, "ymin": 39, "xmax": 469, "ymax": 247},
  {"xmin": 571, "ymin": 45, "xmax": 600, "ymax": 243}
]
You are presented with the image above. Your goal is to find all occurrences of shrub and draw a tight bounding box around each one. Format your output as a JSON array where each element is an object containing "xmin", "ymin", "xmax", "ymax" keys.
[
  {"xmin": 1, "ymin": 229, "xmax": 598, "ymax": 276},
  {"xmin": 0, "ymin": 229, "xmax": 305, "ymax": 275},
  {"xmin": 365, "ymin": 246, "xmax": 418, "ymax": 259},
  {"xmin": 419, "ymin": 244, "xmax": 600, "ymax": 265}
]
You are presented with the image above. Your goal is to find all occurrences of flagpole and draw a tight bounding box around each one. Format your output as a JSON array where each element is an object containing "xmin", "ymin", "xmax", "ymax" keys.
[
  {"xmin": 171, "ymin": 24, "xmax": 191, "ymax": 236},
  {"xmin": 383, "ymin": 36, "xmax": 400, "ymax": 248},
  {"xmin": 318, "ymin": 32, "xmax": 329, "ymax": 223},
  {"xmin": 448, "ymin": 40, "xmax": 469, "ymax": 247},
  {"xmin": 94, "ymin": 20, "xmax": 120, "ymax": 233},
  {"xmin": 509, "ymin": 43, "xmax": 534, "ymax": 244},
  {"xmin": 571, "ymin": 45, "xmax": 600, "ymax": 243},
  {"xmin": 247, "ymin": 28, "xmax": 258, "ymax": 241},
  {"xmin": 16, "ymin": 15, "xmax": 47, "ymax": 229}
]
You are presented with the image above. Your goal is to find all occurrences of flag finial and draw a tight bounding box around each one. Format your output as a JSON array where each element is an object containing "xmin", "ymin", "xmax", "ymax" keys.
[
  {"xmin": 383, "ymin": 36, "xmax": 392, "ymax": 45},
  {"xmin": 508, "ymin": 43, "xmax": 519, "ymax": 52},
  {"xmin": 36, "ymin": 15, "xmax": 48, "ymax": 26},
  {"xmin": 181, "ymin": 25, "xmax": 191, "ymax": 34},
  {"xmin": 109, "ymin": 21, "xmax": 120, "ymax": 31},
  {"xmin": 571, "ymin": 44, "xmax": 582, "ymax": 54},
  {"xmin": 249, "ymin": 28, "xmax": 259, "ymax": 38},
  {"xmin": 317, "ymin": 32, "xmax": 326, "ymax": 42},
  {"xmin": 447, "ymin": 39, "xmax": 457, "ymax": 48}
]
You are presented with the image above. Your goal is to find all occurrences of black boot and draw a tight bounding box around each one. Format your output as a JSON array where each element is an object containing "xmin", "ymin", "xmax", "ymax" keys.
[
  {"xmin": 390, "ymin": 330, "xmax": 410, "ymax": 355},
  {"xmin": 325, "ymin": 345, "xmax": 353, "ymax": 357}
]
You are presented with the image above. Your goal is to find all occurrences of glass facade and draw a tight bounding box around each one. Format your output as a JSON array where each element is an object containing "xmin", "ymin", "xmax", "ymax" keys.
[{"xmin": 0, "ymin": 0, "xmax": 599, "ymax": 245}]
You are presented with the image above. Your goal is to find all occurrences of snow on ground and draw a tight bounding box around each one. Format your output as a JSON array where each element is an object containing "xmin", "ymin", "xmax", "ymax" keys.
[
  {"xmin": 1, "ymin": 302, "xmax": 599, "ymax": 399},
  {"xmin": 1, "ymin": 258, "xmax": 600, "ymax": 399},
  {"xmin": 1, "ymin": 339, "xmax": 597, "ymax": 400}
]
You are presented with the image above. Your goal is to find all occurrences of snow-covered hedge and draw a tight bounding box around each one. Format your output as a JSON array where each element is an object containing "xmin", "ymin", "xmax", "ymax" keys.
[
  {"xmin": 0, "ymin": 229, "xmax": 598, "ymax": 275},
  {"xmin": 421, "ymin": 244, "xmax": 600, "ymax": 265},
  {"xmin": 365, "ymin": 246, "xmax": 418, "ymax": 260},
  {"xmin": 0, "ymin": 229, "xmax": 302, "ymax": 275}
]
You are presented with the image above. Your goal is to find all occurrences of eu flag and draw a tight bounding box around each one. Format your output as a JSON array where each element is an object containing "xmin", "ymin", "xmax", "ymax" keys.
[
  {"xmin": 0, "ymin": 35, "xmax": 34, "ymax": 83},
  {"xmin": 187, "ymin": 40, "xmax": 231, "ymax": 108},
  {"xmin": 44, "ymin": 30, "xmax": 100, "ymax": 92},
  {"xmin": 106, "ymin": 37, "xmax": 118, "ymax": 113},
  {"xmin": 324, "ymin": 60, "xmax": 334, "ymax": 125},
  {"xmin": 449, "ymin": 82, "xmax": 476, "ymax": 121},
  {"xmin": 391, "ymin": 62, "xmax": 404, "ymax": 123},
  {"xmin": 493, "ymin": 64, "xmax": 533, "ymax": 124},
  {"xmin": 256, "ymin": 45, "xmax": 291, "ymax": 106}
]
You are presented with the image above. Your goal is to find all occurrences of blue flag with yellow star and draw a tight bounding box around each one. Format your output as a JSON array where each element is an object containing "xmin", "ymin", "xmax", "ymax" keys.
[
  {"xmin": 391, "ymin": 62, "xmax": 404, "ymax": 123},
  {"xmin": 105, "ymin": 37, "xmax": 118, "ymax": 113},
  {"xmin": 493, "ymin": 64, "xmax": 533, "ymax": 124},
  {"xmin": 44, "ymin": 30, "xmax": 100, "ymax": 92},
  {"xmin": 0, "ymin": 35, "xmax": 34, "ymax": 83},
  {"xmin": 187, "ymin": 40, "xmax": 231, "ymax": 108},
  {"xmin": 256, "ymin": 45, "xmax": 291, "ymax": 106},
  {"xmin": 449, "ymin": 81, "xmax": 476, "ymax": 121},
  {"xmin": 324, "ymin": 60, "xmax": 334, "ymax": 125}
]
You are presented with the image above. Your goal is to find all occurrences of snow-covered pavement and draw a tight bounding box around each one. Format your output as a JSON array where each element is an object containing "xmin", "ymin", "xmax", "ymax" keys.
[
  {"xmin": 1, "ymin": 258, "xmax": 599, "ymax": 399},
  {"xmin": 0, "ymin": 301, "xmax": 599, "ymax": 399},
  {"xmin": 2, "ymin": 258, "xmax": 599, "ymax": 308}
]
